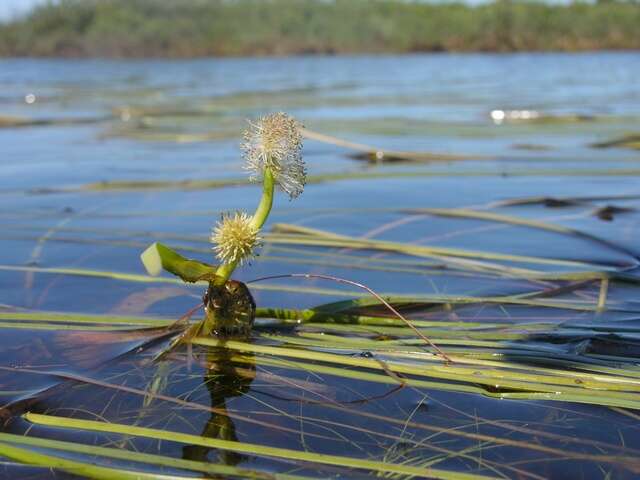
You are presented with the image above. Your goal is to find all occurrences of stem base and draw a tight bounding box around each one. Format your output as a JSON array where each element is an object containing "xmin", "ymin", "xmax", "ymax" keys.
[{"xmin": 201, "ymin": 280, "xmax": 256, "ymax": 337}]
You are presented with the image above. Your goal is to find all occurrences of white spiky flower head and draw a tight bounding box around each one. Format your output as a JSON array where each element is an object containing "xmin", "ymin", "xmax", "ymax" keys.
[
  {"xmin": 242, "ymin": 112, "xmax": 306, "ymax": 199},
  {"xmin": 211, "ymin": 211, "xmax": 261, "ymax": 265}
]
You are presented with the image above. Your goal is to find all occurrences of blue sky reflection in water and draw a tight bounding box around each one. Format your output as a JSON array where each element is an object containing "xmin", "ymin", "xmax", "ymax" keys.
[{"xmin": 0, "ymin": 53, "xmax": 640, "ymax": 479}]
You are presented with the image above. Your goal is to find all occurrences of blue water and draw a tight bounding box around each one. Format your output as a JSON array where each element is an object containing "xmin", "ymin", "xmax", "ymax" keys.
[{"xmin": 1, "ymin": 53, "xmax": 640, "ymax": 479}]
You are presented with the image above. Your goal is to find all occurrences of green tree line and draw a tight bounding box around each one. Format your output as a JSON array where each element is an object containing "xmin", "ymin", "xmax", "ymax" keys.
[{"xmin": 1, "ymin": 0, "xmax": 639, "ymax": 57}]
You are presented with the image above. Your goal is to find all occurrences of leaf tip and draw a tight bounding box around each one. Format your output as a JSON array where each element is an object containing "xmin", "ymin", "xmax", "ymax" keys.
[{"xmin": 140, "ymin": 242, "xmax": 163, "ymax": 277}]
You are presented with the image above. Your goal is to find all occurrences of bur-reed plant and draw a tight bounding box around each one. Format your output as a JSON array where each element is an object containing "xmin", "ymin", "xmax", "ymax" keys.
[
  {"xmin": 141, "ymin": 113, "xmax": 451, "ymax": 360},
  {"xmin": 142, "ymin": 112, "xmax": 306, "ymax": 339}
]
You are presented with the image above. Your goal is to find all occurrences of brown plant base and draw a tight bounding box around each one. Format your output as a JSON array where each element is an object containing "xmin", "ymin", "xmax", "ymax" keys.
[{"xmin": 201, "ymin": 280, "xmax": 256, "ymax": 337}]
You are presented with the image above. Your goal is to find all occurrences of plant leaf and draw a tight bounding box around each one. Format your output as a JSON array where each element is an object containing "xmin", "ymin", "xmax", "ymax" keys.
[{"xmin": 140, "ymin": 242, "xmax": 218, "ymax": 283}]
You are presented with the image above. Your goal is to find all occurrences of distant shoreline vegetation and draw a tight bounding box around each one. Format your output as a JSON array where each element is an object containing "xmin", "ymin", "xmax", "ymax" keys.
[{"xmin": 1, "ymin": 0, "xmax": 639, "ymax": 57}]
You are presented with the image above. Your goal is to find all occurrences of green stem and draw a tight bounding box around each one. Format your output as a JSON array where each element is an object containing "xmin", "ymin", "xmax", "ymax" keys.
[
  {"xmin": 250, "ymin": 167, "xmax": 276, "ymax": 231},
  {"xmin": 214, "ymin": 168, "xmax": 275, "ymax": 286}
]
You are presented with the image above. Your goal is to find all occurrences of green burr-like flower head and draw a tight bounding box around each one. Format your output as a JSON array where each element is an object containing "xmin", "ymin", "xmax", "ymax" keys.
[{"xmin": 211, "ymin": 211, "xmax": 261, "ymax": 265}]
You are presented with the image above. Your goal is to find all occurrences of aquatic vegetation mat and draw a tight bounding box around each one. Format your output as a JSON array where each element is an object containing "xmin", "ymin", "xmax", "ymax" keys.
[{"xmin": 2, "ymin": 193, "xmax": 640, "ymax": 478}]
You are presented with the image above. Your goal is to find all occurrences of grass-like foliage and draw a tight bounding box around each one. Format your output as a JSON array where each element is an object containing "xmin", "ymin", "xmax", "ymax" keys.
[{"xmin": 1, "ymin": 0, "xmax": 640, "ymax": 57}]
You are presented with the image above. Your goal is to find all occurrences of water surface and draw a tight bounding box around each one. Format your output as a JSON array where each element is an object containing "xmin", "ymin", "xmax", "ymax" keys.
[{"xmin": 1, "ymin": 53, "xmax": 640, "ymax": 479}]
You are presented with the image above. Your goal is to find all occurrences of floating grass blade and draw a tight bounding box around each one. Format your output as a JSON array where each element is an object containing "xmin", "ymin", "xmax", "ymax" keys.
[
  {"xmin": 0, "ymin": 432, "xmax": 305, "ymax": 480},
  {"xmin": 0, "ymin": 441, "xmax": 191, "ymax": 480},
  {"xmin": 28, "ymin": 168, "xmax": 640, "ymax": 195},
  {"xmin": 193, "ymin": 338, "xmax": 640, "ymax": 409},
  {"xmin": 0, "ymin": 311, "xmax": 173, "ymax": 327},
  {"xmin": 269, "ymin": 223, "xmax": 630, "ymax": 272},
  {"xmin": 6, "ymin": 264, "xmax": 632, "ymax": 311},
  {"xmin": 23, "ymin": 413, "xmax": 499, "ymax": 480},
  {"xmin": 301, "ymin": 127, "xmax": 479, "ymax": 163}
]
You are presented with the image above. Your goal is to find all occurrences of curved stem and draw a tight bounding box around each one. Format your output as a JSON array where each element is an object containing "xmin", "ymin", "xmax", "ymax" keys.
[
  {"xmin": 250, "ymin": 167, "xmax": 275, "ymax": 231},
  {"xmin": 214, "ymin": 168, "xmax": 275, "ymax": 286}
]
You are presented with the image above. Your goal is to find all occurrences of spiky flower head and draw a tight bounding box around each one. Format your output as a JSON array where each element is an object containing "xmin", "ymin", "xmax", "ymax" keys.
[
  {"xmin": 242, "ymin": 112, "xmax": 306, "ymax": 199},
  {"xmin": 211, "ymin": 212, "xmax": 261, "ymax": 265}
]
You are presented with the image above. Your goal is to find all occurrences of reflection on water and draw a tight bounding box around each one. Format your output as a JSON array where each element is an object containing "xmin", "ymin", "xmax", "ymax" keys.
[{"xmin": 182, "ymin": 348, "xmax": 255, "ymax": 466}]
